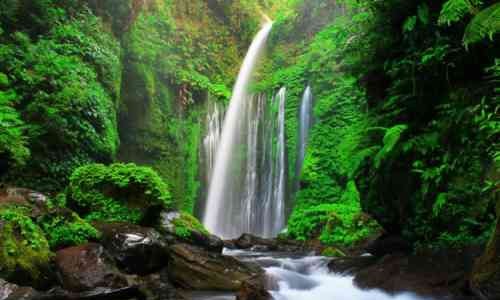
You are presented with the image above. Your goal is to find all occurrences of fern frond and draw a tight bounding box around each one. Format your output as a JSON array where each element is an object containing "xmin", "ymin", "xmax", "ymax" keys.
[
  {"xmin": 438, "ymin": 0, "xmax": 482, "ymax": 26},
  {"xmin": 374, "ymin": 124, "xmax": 408, "ymax": 168},
  {"xmin": 349, "ymin": 145, "xmax": 380, "ymax": 177},
  {"xmin": 464, "ymin": 2, "xmax": 500, "ymax": 46}
]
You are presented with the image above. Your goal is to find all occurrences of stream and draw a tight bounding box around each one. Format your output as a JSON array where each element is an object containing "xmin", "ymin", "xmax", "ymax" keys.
[{"xmin": 189, "ymin": 249, "xmax": 434, "ymax": 300}]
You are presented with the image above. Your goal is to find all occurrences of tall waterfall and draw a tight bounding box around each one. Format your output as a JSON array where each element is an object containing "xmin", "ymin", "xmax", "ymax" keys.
[
  {"xmin": 296, "ymin": 86, "xmax": 314, "ymax": 181},
  {"xmin": 203, "ymin": 22, "xmax": 274, "ymax": 238},
  {"xmin": 203, "ymin": 100, "xmax": 224, "ymax": 182}
]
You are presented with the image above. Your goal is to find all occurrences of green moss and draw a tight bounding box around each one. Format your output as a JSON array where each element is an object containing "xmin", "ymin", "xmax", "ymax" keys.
[
  {"xmin": 38, "ymin": 208, "xmax": 101, "ymax": 249},
  {"xmin": 67, "ymin": 163, "xmax": 172, "ymax": 223},
  {"xmin": 172, "ymin": 212, "xmax": 209, "ymax": 238},
  {"xmin": 0, "ymin": 207, "xmax": 52, "ymax": 285},
  {"xmin": 322, "ymin": 247, "xmax": 346, "ymax": 257},
  {"xmin": 0, "ymin": 72, "xmax": 8, "ymax": 88}
]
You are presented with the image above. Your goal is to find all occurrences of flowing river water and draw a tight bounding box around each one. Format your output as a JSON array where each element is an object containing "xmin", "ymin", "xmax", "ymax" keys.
[{"xmin": 189, "ymin": 249, "xmax": 434, "ymax": 300}]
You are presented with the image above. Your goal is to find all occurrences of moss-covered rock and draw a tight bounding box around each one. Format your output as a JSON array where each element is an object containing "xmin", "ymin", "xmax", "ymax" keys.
[
  {"xmin": 67, "ymin": 163, "xmax": 172, "ymax": 224},
  {"xmin": 38, "ymin": 207, "xmax": 101, "ymax": 250},
  {"xmin": 0, "ymin": 207, "xmax": 53, "ymax": 288},
  {"xmin": 470, "ymin": 200, "xmax": 500, "ymax": 299},
  {"xmin": 158, "ymin": 211, "xmax": 223, "ymax": 252}
]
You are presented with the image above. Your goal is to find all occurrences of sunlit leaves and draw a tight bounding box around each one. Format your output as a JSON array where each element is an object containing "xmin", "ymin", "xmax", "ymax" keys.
[
  {"xmin": 438, "ymin": 0, "xmax": 482, "ymax": 26},
  {"xmin": 464, "ymin": 2, "xmax": 500, "ymax": 45}
]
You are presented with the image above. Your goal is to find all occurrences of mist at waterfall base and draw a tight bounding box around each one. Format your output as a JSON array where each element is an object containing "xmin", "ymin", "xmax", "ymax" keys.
[{"xmin": 202, "ymin": 22, "xmax": 290, "ymax": 239}]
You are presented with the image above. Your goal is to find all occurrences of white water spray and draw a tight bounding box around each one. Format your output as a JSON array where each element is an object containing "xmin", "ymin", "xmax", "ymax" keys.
[{"xmin": 203, "ymin": 22, "xmax": 273, "ymax": 238}]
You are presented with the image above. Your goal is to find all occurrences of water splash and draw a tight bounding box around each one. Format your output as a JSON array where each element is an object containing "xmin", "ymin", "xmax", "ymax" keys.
[{"xmin": 203, "ymin": 22, "xmax": 273, "ymax": 238}]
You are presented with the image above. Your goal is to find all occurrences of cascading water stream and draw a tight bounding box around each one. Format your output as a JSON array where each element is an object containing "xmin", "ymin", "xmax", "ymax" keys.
[
  {"xmin": 267, "ymin": 88, "xmax": 287, "ymax": 237},
  {"xmin": 296, "ymin": 86, "xmax": 314, "ymax": 183},
  {"xmin": 203, "ymin": 22, "xmax": 274, "ymax": 238},
  {"xmin": 219, "ymin": 250, "xmax": 435, "ymax": 300}
]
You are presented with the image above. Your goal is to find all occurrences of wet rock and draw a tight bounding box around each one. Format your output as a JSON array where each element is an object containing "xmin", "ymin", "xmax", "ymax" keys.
[
  {"xmin": 353, "ymin": 249, "xmax": 480, "ymax": 298},
  {"xmin": 236, "ymin": 276, "xmax": 271, "ymax": 300},
  {"xmin": 55, "ymin": 243, "xmax": 128, "ymax": 292},
  {"xmin": 168, "ymin": 243, "xmax": 264, "ymax": 291},
  {"xmin": 470, "ymin": 202, "xmax": 500, "ymax": 300},
  {"xmin": 158, "ymin": 211, "xmax": 223, "ymax": 253},
  {"xmin": 229, "ymin": 233, "xmax": 317, "ymax": 253},
  {"xmin": 328, "ymin": 256, "xmax": 378, "ymax": 275},
  {"xmin": 24, "ymin": 286, "xmax": 143, "ymax": 300},
  {"xmin": 0, "ymin": 187, "xmax": 48, "ymax": 217},
  {"xmin": 94, "ymin": 222, "xmax": 169, "ymax": 275},
  {"xmin": 0, "ymin": 279, "xmax": 39, "ymax": 300},
  {"xmin": 364, "ymin": 234, "xmax": 412, "ymax": 256},
  {"xmin": 234, "ymin": 234, "xmax": 277, "ymax": 250},
  {"xmin": 135, "ymin": 269, "xmax": 186, "ymax": 300}
]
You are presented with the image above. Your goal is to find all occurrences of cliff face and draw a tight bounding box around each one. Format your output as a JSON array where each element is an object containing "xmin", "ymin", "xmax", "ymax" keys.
[
  {"xmin": 0, "ymin": 0, "xmax": 260, "ymax": 212},
  {"xmin": 116, "ymin": 0, "xmax": 260, "ymax": 212}
]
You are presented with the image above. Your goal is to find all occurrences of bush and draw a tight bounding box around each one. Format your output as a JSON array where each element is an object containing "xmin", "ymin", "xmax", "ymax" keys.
[
  {"xmin": 288, "ymin": 181, "xmax": 381, "ymax": 247},
  {"xmin": 67, "ymin": 163, "xmax": 172, "ymax": 223},
  {"xmin": 38, "ymin": 208, "xmax": 100, "ymax": 249}
]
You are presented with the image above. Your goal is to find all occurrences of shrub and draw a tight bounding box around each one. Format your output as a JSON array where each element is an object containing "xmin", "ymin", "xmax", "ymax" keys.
[
  {"xmin": 38, "ymin": 208, "xmax": 100, "ymax": 249},
  {"xmin": 67, "ymin": 163, "xmax": 172, "ymax": 223}
]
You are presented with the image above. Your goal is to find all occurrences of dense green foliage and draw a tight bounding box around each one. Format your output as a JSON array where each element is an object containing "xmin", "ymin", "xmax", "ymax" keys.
[
  {"xmin": 0, "ymin": 2, "xmax": 121, "ymax": 191},
  {"xmin": 0, "ymin": 0, "xmax": 497, "ymax": 255},
  {"xmin": 67, "ymin": 163, "xmax": 171, "ymax": 223},
  {"xmin": 257, "ymin": 0, "xmax": 499, "ymax": 249},
  {"xmin": 38, "ymin": 208, "xmax": 100, "ymax": 249}
]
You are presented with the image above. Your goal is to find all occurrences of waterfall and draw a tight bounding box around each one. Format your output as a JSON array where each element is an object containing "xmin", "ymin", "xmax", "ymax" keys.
[
  {"xmin": 203, "ymin": 100, "xmax": 224, "ymax": 182},
  {"xmin": 203, "ymin": 22, "xmax": 274, "ymax": 238},
  {"xmin": 270, "ymin": 87, "xmax": 287, "ymax": 237},
  {"xmin": 197, "ymin": 99, "xmax": 224, "ymax": 220},
  {"xmin": 296, "ymin": 86, "xmax": 314, "ymax": 185}
]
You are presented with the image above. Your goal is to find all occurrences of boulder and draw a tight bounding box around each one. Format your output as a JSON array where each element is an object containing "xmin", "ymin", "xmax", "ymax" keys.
[
  {"xmin": 229, "ymin": 233, "xmax": 317, "ymax": 253},
  {"xmin": 328, "ymin": 256, "xmax": 378, "ymax": 275},
  {"xmin": 168, "ymin": 243, "xmax": 264, "ymax": 291},
  {"xmin": 0, "ymin": 209, "xmax": 54, "ymax": 289},
  {"xmin": 135, "ymin": 269, "xmax": 187, "ymax": 300},
  {"xmin": 38, "ymin": 286, "xmax": 143, "ymax": 300},
  {"xmin": 234, "ymin": 234, "xmax": 277, "ymax": 250},
  {"xmin": 94, "ymin": 222, "xmax": 169, "ymax": 275},
  {"xmin": 236, "ymin": 276, "xmax": 271, "ymax": 300},
  {"xmin": 55, "ymin": 243, "xmax": 128, "ymax": 292},
  {"xmin": 470, "ymin": 201, "xmax": 500, "ymax": 300},
  {"xmin": 353, "ymin": 249, "xmax": 478, "ymax": 298},
  {"xmin": 364, "ymin": 234, "xmax": 412, "ymax": 257},
  {"xmin": 158, "ymin": 211, "xmax": 223, "ymax": 253},
  {"xmin": 0, "ymin": 187, "xmax": 48, "ymax": 217},
  {"xmin": 0, "ymin": 279, "xmax": 39, "ymax": 300}
]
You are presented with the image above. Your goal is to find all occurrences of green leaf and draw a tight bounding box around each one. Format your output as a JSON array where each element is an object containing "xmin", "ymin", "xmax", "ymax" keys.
[
  {"xmin": 403, "ymin": 16, "xmax": 417, "ymax": 33},
  {"xmin": 418, "ymin": 4, "xmax": 430, "ymax": 25},
  {"xmin": 464, "ymin": 2, "xmax": 500, "ymax": 46},
  {"xmin": 438, "ymin": 0, "xmax": 482, "ymax": 26}
]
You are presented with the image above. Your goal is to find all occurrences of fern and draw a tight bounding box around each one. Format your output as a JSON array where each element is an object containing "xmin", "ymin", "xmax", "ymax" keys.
[
  {"xmin": 374, "ymin": 124, "xmax": 408, "ymax": 168},
  {"xmin": 438, "ymin": 0, "xmax": 482, "ymax": 26},
  {"xmin": 349, "ymin": 145, "xmax": 380, "ymax": 177},
  {"xmin": 464, "ymin": 2, "xmax": 500, "ymax": 46},
  {"xmin": 432, "ymin": 193, "xmax": 448, "ymax": 217}
]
